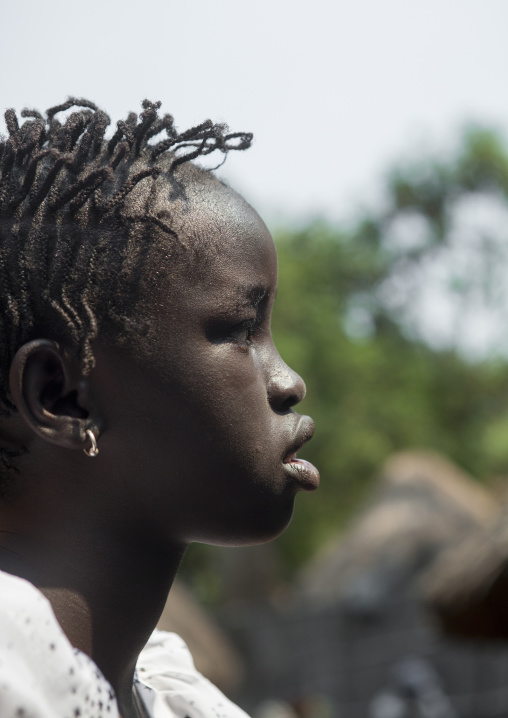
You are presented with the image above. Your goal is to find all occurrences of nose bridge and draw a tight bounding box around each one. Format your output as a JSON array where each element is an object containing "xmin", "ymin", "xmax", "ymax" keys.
[{"xmin": 266, "ymin": 344, "xmax": 306, "ymax": 410}]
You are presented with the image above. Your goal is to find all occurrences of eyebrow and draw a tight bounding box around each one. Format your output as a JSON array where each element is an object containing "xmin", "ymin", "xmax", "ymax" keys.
[{"xmin": 231, "ymin": 286, "xmax": 268, "ymax": 311}]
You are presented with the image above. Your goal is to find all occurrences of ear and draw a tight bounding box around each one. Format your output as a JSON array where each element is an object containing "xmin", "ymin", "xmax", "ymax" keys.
[{"xmin": 9, "ymin": 339, "xmax": 101, "ymax": 453}]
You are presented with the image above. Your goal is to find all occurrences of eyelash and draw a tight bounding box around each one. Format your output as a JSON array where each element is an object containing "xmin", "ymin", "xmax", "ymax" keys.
[{"xmin": 229, "ymin": 319, "xmax": 259, "ymax": 345}]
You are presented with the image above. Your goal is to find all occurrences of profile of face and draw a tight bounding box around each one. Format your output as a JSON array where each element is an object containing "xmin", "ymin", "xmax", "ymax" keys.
[
  {"xmin": 89, "ymin": 177, "xmax": 319, "ymax": 549},
  {"xmin": 0, "ymin": 105, "xmax": 318, "ymax": 714}
]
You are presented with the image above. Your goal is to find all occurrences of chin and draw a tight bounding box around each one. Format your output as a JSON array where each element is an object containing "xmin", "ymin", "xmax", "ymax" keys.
[{"xmin": 200, "ymin": 497, "xmax": 296, "ymax": 548}]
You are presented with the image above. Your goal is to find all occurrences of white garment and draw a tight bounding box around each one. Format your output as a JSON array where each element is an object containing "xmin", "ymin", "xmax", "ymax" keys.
[{"xmin": 0, "ymin": 570, "xmax": 249, "ymax": 718}]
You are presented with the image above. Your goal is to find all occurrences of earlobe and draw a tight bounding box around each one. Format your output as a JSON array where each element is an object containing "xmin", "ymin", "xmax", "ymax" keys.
[{"xmin": 9, "ymin": 339, "xmax": 100, "ymax": 453}]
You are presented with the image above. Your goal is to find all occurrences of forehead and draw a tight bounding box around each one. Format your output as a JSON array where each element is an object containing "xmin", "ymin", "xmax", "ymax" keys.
[
  {"xmin": 183, "ymin": 178, "xmax": 272, "ymax": 256},
  {"xmin": 171, "ymin": 179, "xmax": 277, "ymax": 294},
  {"xmin": 132, "ymin": 177, "xmax": 277, "ymax": 346}
]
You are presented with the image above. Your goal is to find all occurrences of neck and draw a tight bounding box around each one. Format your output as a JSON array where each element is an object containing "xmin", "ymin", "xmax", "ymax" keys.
[{"xmin": 0, "ymin": 523, "xmax": 186, "ymax": 718}]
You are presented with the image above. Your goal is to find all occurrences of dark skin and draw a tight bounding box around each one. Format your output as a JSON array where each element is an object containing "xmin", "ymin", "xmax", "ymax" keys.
[{"xmin": 0, "ymin": 179, "xmax": 319, "ymax": 718}]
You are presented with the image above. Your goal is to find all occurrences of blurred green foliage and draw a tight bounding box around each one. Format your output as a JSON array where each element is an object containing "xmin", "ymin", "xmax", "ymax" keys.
[
  {"xmin": 184, "ymin": 126, "xmax": 508, "ymax": 592},
  {"xmin": 272, "ymin": 125, "xmax": 508, "ymax": 570}
]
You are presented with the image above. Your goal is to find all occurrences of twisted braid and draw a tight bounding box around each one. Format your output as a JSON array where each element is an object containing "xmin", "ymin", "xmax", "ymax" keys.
[{"xmin": 0, "ymin": 98, "xmax": 253, "ymax": 422}]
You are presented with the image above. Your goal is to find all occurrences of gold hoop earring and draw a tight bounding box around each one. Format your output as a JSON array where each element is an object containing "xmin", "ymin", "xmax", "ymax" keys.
[{"xmin": 83, "ymin": 429, "xmax": 99, "ymax": 457}]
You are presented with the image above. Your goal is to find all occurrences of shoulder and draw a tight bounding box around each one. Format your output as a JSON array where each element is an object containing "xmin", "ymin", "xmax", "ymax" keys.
[
  {"xmin": 136, "ymin": 629, "xmax": 250, "ymax": 718},
  {"xmin": 0, "ymin": 570, "xmax": 118, "ymax": 718}
]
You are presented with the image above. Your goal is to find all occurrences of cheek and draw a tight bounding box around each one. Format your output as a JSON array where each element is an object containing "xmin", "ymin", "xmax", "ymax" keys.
[
  {"xmin": 150, "ymin": 349, "xmax": 279, "ymax": 479},
  {"xmin": 170, "ymin": 366, "xmax": 270, "ymax": 464},
  {"xmin": 164, "ymin": 342, "xmax": 266, "ymax": 414},
  {"xmin": 96, "ymin": 345, "xmax": 294, "ymax": 545}
]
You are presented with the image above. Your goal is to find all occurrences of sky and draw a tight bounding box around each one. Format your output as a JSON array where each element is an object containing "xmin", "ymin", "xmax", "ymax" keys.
[
  {"xmin": 2, "ymin": 0, "xmax": 508, "ymax": 225},
  {"xmin": 2, "ymin": 0, "xmax": 508, "ymax": 355}
]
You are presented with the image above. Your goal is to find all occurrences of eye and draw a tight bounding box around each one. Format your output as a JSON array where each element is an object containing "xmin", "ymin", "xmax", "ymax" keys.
[{"xmin": 229, "ymin": 322, "xmax": 254, "ymax": 345}]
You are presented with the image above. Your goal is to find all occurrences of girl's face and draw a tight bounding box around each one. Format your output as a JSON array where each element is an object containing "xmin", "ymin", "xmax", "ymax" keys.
[{"xmin": 93, "ymin": 180, "xmax": 318, "ymax": 547}]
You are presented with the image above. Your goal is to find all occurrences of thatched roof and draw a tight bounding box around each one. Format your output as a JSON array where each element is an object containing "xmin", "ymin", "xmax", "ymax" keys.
[
  {"xmin": 157, "ymin": 578, "xmax": 243, "ymax": 692},
  {"xmin": 421, "ymin": 517, "xmax": 508, "ymax": 639},
  {"xmin": 382, "ymin": 452, "xmax": 496, "ymax": 524},
  {"xmin": 296, "ymin": 451, "xmax": 498, "ymax": 615}
]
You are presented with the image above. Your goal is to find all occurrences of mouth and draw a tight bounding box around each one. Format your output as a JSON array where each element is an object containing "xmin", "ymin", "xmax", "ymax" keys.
[{"xmin": 282, "ymin": 419, "xmax": 320, "ymax": 491}]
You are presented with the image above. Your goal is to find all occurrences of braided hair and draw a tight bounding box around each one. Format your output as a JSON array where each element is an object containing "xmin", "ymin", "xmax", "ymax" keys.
[{"xmin": 0, "ymin": 98, "xmax": 252, "ymax": 430}]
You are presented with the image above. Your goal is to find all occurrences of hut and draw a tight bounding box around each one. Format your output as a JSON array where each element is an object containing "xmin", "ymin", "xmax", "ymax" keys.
[
  {"xmin": 422, "ymin": 510, "xmax": 508, "ymax": 640},
  {"xmin": 219, "ymin": 451, "xmax": 508, "ymax": 718},
  {"xmin": 297, "ymin": 451, "xmax": 497, "ymax": 614}
]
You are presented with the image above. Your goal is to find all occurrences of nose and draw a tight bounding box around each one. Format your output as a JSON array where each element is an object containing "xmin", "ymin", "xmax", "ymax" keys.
[{"xmin": 267, "ymin": 351, "xmax": 306, "ymax": 412}]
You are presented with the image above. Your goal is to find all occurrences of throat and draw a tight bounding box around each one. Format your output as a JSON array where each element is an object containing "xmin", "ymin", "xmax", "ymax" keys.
[
  {"xmin": 0, "ymin": 543, "xmax": 37, "ymax": 582},
  {"xmin": 0, "ymin": 528, "xmax": 186, "ymax": 706}
]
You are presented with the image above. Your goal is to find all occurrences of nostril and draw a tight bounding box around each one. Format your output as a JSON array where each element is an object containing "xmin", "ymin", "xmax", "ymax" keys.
[
  {"xmin": 279, "ymin": 392, "xmax": 302, "ymax": 412},
  {"xmin": 268, "ymin": 364, "xmax": 306, "ymax": 412}
]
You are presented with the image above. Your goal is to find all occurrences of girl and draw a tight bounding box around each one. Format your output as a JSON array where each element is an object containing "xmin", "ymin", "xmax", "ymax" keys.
[{"xmin": 0, "ymin": 99, "xmax": 319, "ymax": 718}]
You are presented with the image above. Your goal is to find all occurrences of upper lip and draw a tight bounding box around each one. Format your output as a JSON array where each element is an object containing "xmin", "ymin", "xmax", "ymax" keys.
[{"xmin": 282, "ymin": 416, "xmax": 315, "ymax": 462}]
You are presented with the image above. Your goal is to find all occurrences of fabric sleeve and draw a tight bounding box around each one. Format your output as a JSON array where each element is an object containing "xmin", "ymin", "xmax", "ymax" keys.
[
  {"xmin": 136, "ymin": 629, "xmax": 250, "ymax": 718},
  {"xmin": 0, "ymin": 570, "xmax": 119, "ymax": 718}
]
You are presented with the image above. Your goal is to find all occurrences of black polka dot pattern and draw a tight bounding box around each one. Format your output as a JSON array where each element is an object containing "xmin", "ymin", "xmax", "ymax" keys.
[
  {"xmin": 1, "ymin": 571, "xmax": 251, "ymax": 718},
  {"xmin": 0, "ymin": 570, "xmax": 119, "ymax": 718}
]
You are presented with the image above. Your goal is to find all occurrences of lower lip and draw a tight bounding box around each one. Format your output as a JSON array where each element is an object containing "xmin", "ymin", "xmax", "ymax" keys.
[{"xmin": 283, "ymin": 458, "xmax": 320, "ymax": 491}]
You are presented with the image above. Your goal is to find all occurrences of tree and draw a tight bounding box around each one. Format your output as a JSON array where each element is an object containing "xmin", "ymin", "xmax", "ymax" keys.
[{"xmin": 272, "ymin": 126, "xmax": 508, "ymax": 570}]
